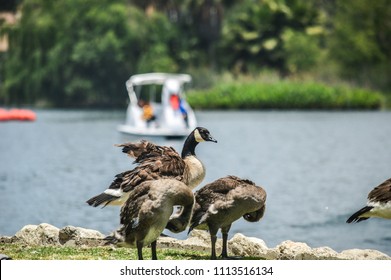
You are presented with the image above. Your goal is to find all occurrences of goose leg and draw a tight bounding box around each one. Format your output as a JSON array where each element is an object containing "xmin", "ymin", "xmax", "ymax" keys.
[
  {"xmin": 209, "ymin": 226, "xmax": 219, "ymax": 260},
  {"xmin": 221, "ymin": 225, "xmax": 241, "ymax": 259},
  {"xmin": 221, "ymin": 225, "xmax": 230, "ymax": 259},
  {"xmin": 136, "ymin": 241, "xmax": 144, "ymax": 260},
  {"xmin": 151, "ymin": 240, "xmax": 158, "ymax": 260}
]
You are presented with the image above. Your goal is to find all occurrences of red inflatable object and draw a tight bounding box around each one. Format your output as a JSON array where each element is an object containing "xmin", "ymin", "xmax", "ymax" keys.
[{"xmin": 0, "ymin": 108, "xmax": 36, "ymax": 121}]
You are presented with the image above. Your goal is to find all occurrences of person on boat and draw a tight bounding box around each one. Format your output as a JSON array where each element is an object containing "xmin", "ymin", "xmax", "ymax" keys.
[
  {"xmin": 169, "ymin": 94, "xmax": 180, "ymax": 110},
  {"xmin": 179, "ymin": 98, "xmax": 189, "ymax": 128},
  {"xmin": 170, "ymin": 94, "xmax": 188, "ymax": 128},
  {"xmin": 139, "ymin": 100, "xmax": 156, "ymax": 127}
]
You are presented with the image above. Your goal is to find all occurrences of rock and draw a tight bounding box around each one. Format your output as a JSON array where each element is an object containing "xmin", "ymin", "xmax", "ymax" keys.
[
  {"xmin": 0, "ymin": 235, "xmax": 18, "ymax": 244},
  {"xmin": 228, "ymin": 233, "xmax": 278, "ymax": 259},
  {"xmin": 158, "ymin": 229, "xmax": 221, "ymax": 253},
  {"xmin": 59, "ymin": 226, "xmax": 105, "ymax": 247},
  {"xmin": 13, "ymin": 223, "xmax": 104, "ymax": 247},
  {"xmin": 311, "ymin": 246, "xmax": 339, "ymax": 260},
  {"xmin": 15, "ymin": 223, "xmax": 60, "ymax": 246},
  {"xmin": 3, "ymin": 224, "xmax": 391, "ymax": 260},
  {"xmin": 338, "ymin": 249, "xmax": 391, "ymax": 260},
  {"xmin": 276, "ymin": 240, "xmax": 314, "ymax": 260},
  {"xmin": 188, "ymin": 229, "xmax": 211, "ymax": 243},
  {"xmin": 276, "ymin": 240, "xmax": 341, "ymax": 260}
]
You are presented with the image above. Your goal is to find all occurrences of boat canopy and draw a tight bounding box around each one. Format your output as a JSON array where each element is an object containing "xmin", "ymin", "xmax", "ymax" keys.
[
  {"xmin": 125, "ymin": 73, "xmax": 192, "ymax": 105},
  {"xmin": 126, "ymin": 73, "xmax": 191, "ymax": 86}
]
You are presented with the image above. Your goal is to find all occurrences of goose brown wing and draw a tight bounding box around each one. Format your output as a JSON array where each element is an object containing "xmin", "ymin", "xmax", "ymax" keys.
[
  {"xmin": 115, "ymin": 140, "xmax": 160, "ymax": 160},
  {"xmin": 108, "ymin": 146, "xmax": 185, "ymax": 192},
  {"xmin": 367, "ymin": 178, "xmax": 391, "ymax": 204},
  {"xmin": 105, "ymin": 183, "xmax": 152, "ymax": 244},
  {"xmin": 189, "ymin": 177, "xmax": 238, "ymax": 231},
  {"xmin": 190, "ymin": 176, "xmax": 266, "ymax": 231},
  {"xmin": 116, "ymin": 140, "xmax": 181, "ymax": 164},
  {"xmin": 136, "ymin": 148, "xmax": 186, "ymax": 178},
  {"xmin": 87, "ymin": 141, "xmax": 185, "ymax": 207},
  {"xmin": 120, "ymin": 183, "xmax": 151, "ymax": 235},
  {"xmin": 117, "ymin": 140, "xmax": 185, "ymax": 179}
]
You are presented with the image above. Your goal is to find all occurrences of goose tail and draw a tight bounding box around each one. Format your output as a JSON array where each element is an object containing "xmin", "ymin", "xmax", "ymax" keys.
[
  {"xmin": 346, "ymin": 206, "xmax": 373, "ymax": 223},
  {"xmin": 86, "ymin": 193, "xmax": 119, "ymax": 207}
]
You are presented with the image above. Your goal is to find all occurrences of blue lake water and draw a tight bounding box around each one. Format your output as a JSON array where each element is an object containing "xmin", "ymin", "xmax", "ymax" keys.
[{"xmin": 0, "ymin": 109, "xmax": 390, "ymax": 256}]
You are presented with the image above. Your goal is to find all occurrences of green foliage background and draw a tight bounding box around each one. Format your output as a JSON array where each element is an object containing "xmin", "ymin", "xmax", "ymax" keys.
[{"xmin": 0, "ymin": 0, "xmax": 390, "ymax": 108}]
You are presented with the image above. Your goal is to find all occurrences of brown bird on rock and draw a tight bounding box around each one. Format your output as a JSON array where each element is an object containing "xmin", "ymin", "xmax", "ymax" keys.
[{"xmin": 188, "ymin": 175, "xmax": 267, "ymax": 259}]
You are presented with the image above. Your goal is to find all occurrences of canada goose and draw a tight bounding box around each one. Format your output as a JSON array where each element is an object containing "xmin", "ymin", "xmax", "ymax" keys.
[
  {"xmin": 188, "ymin": 175, "xmax": 267, "ymax": 259},
  {"xmin": 104, "ymin": 179, "xmax": 194, "ymax": 260},
  {"xmin": 346, "ymin": 178, "xmax": 391, "ymax": 223},
  {"xmin": 86, "ymin": 127, "xmax": 216, "ymax": 207}
]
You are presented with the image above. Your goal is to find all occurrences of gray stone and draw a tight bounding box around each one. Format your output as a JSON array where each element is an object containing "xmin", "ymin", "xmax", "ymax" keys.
[
  {"xmin": 0, "ymin": 235, "xmax": 17, "ymax": 244},
  {"xmin": 158, "ymin": 229, "xmax": 221, "ymax": 253},
  {"xmin": 59, "ymin": 225, "xmax": 105, "ymax": 246},
  {"xmin": 276, "ymin": 240, "xmax": 315, "ymax": 260},
  {"xmin": 228, "ymin": 233, "xmax": 278, "ymax": 259},
  {"xmin": 311, "ymin": 246, "xmax": 339, "ymax": 260},
  {"xmin": 338, "ymin": 249, "xmax": 391, "ymax": 260},
  {"xmin": 15, "ymin": 223, "xmax": 60, "ymax": 246}
]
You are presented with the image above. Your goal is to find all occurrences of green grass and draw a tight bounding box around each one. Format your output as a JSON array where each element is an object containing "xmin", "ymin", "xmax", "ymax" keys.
[
  {"xmin": 0, "ymin": 243, "xmax": 265, "ymax": 260},
  {"xmin": 0, "ymin": 243, "xmax": 245, "ymax": 260},
  {"xmin": 187, "ymin": 81, "xmax": 385, "ymax": 110},
  {"xmin": 0, "ymin": 243, "xmax": 209, "ymax": 260}
]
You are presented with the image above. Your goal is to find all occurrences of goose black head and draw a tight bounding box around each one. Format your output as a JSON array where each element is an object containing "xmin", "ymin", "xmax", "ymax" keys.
[
  {"xmin": 182, "ymin": 127, "xmax": 217, "ymax": 158},
  {"xmin": 243, "ymin": 205, "xmax": 265, "ymax": 222},
  {"xmin": 193, "ymin": 127, "xmax": 217, "ymax": 143}
]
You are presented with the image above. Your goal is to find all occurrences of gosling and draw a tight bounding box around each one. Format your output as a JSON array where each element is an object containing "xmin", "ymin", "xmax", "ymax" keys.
[
  {"xmin": 105, "ymin": 179, "xmax": 194, "ymax": 260},
  {"xmin": 189, "ymin": 175, "xmax": 267, "ymax": 259}
]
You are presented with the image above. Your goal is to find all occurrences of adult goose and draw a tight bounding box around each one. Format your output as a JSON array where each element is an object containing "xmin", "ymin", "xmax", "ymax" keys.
[
  {"xmin": 346, "ymin": 178, "xmax": 391, "ymax": 223},
  {"xmin": 104, "ymin": 179, "xmax": 194, "ymax": 260},
  {"xmin": 86, "ymin": 127, "xmax": 216, "ymax": 207},
  {"xmin": 188, "ymin": 175, "xmax": 267, "ymax": 259}
]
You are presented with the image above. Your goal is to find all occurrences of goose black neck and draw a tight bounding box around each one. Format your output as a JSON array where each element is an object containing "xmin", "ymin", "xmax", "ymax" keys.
[{"xmin": 181, "ymin": 133, "xmax": 199, "ymax": 158}]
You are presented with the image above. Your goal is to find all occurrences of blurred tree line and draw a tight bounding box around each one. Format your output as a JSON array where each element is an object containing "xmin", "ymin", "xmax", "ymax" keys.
[{"xmin": 0, "ymin": 0, "xmax": 390, "ymax": 107}]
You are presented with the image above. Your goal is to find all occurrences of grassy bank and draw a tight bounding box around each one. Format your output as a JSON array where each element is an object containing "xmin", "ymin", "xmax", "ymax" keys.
[
  {"xmin": 0, "ymin": 243, "xmax": 264, "ymax": 260},
  {"xmin": 0, "ymin": 243, "xmax": 211, "ymax": 260},
  {"xmin": 187, "ymin": 81, "xmax": 385, "ymax": 110}
]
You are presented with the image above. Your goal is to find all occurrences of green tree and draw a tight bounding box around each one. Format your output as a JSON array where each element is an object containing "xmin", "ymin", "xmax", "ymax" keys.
[
  {"xmin": 3, "ymin": 0, "xmax": 144, "ymax": 107},
  {"xmin": 328, "ymin": 0, "xmax": 391, "ymax": 90},
  {"xmin": 135, "ymin": 11, "xmax": 179, "ymax": 73},
  {"xmin": 218, "ymin": 0, "xmax": 323, "ymax": 75}
]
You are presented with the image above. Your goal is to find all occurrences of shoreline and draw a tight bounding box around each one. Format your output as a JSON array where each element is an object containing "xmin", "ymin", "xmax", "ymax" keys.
[{"xmin": 1, "ymin": 223, "xmax": 390, "ymax": 260}]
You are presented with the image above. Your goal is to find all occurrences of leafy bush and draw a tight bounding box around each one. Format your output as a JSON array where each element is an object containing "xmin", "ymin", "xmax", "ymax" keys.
[{"xmin": 187, "ymin": 81, "xmax": 384, "ymax": 110}]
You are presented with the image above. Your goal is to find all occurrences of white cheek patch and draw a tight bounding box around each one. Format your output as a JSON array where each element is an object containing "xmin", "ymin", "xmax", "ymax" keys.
[
  {"xmin": 104, "ymin": 188, "xmax": 123, "ymax": 198},
  {"xmin": 194, "ymin": 129, "xmax": 204, "ymax": 143}
]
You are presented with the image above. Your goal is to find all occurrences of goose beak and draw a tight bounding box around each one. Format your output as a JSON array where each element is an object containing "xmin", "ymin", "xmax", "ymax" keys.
[{"xmin": 207, "ymin": 135, "xmax": 217, "ymax": 143}]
